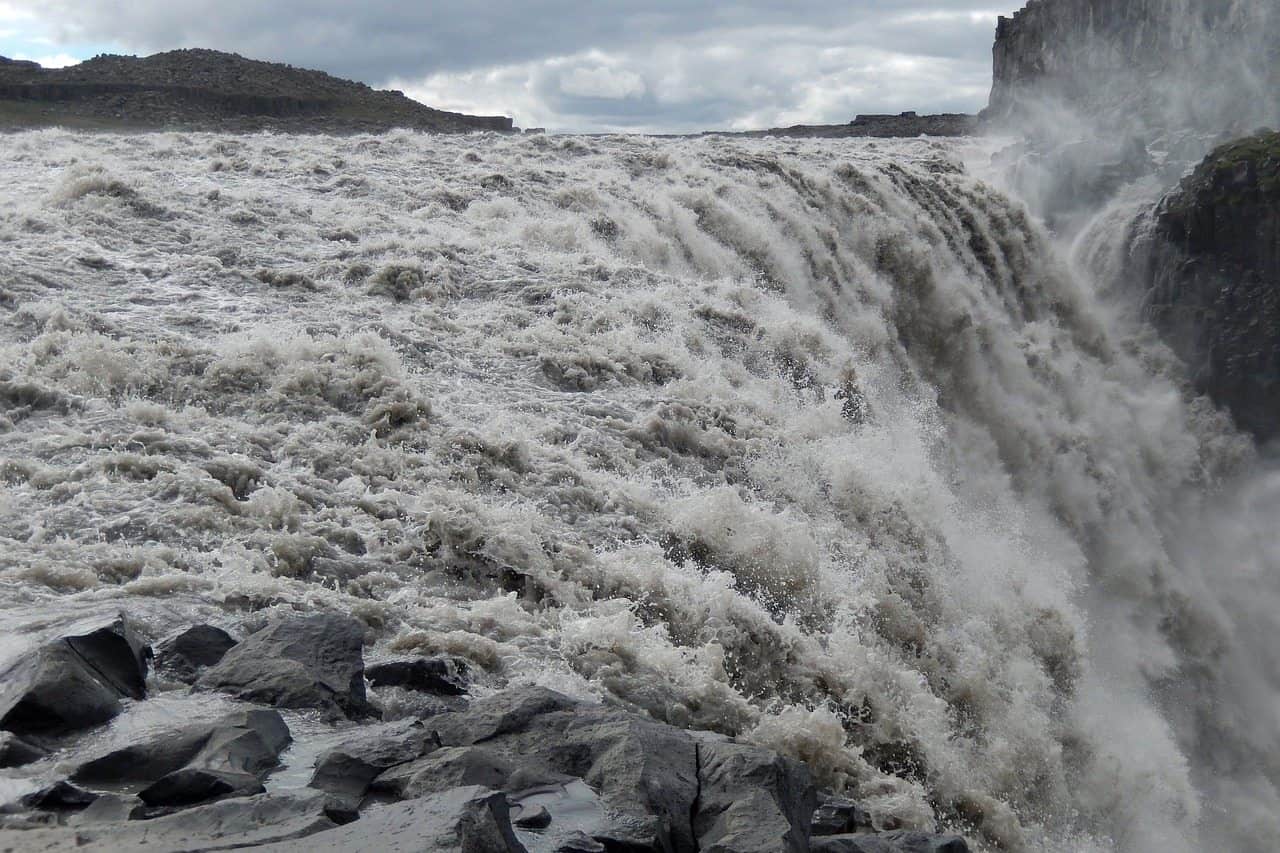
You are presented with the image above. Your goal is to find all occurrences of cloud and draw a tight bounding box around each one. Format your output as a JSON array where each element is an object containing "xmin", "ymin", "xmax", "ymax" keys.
[{"xmin": 6, "ymin": 1, "xmax": 1022, "ymax": 130}]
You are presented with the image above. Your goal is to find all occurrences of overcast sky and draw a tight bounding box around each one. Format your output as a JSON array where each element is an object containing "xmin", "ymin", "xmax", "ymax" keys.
[{"xmin": 0, "ymin": 1, "xmax": 1021, "ymax": 132}]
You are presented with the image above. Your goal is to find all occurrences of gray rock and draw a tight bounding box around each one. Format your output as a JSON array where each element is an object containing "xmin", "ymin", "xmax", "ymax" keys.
[
  {"xmin": 428, "ymin": 687, "xmax": 698, "ymax": 852},
  {"xmin": 254, "ymin": 785, "xmax": 526, "ymax": 852},
  {"xmin": 812, "ymin": 831, "xmax": 970, "ymax": 853},
  {"xmin": 366, "ymin": 656, "xmax": 469, "ymax": 695},
  {"xmin": 68, "ymin": 794, "xmax": 142, "ymax": 825},
  {"xmin": 74, "ymin": 708, "xmax": 290, "ymax": 787},
  {"xmin": 154, "ymin": 625, "xmax": 237, "ymax": 684},
  {"xmin": 308, "ymin": 719, "xmax": 438, "ymax": 817},
  {"xmin": 74, "ymin": 708, "xmax": 290, "ymax": 813},
  {"xmin": 197, "ymin": 614, "xmax": 372, "ymax": 719},
  {"xmin": 0, "ymin": 732, "xmax": 48, "ymax": 768},
  {"xmin": 693, "ymin": 739, "xmax": 815, "ymax": 853},
  {"xmin": 371, "ymin": 745, "xmax": 516, "ymax": 800},
  {"xmin": 0, "ymin": 614, "xmax": 150, "ymax": 736},
  {"xmin": 812, "ymin": 796, "xmax": 874, "ymax": 836},
  {"xmin": 20, "ymin": 782, "xmax": 98, "ymax": 812},
  {"xmin": 0, "ymin": 791, "xmax": 335, "ymax": 852}
]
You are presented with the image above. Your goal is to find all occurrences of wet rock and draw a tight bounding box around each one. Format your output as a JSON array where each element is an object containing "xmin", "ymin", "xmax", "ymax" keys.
[
  {"xmin": 371, "ymin": 745, "xmax": 516, "ymax": 800},
  {"xmin": 153, "ymin": 625, "xmax": 237, "ymax": 684},
  {"xmin": 428, "ymin": 687, "xmax": 698, "ymax": 852},
  {"xmin": 0, "ymin": 614, "xmax": 150, "ymax": 736},
  {"xmin": 0, "ymin": 732, "xmax": 48, "ymax": 768},
  {"xmin": 20, "ymin": 782, "xmax": 98, "ymax": 812},
  {"xmin": 197, "ymin": 614, "xmax": 372, "ymax": 719},
  {"xmin": 308, "ymin": 719, "xmax": 439, "ymax": 818},
  {"xmin": 138, "ymin": 768, "xmax": 265, "ymax": 809},
  {"xmin": 693, "ymin": 739, "xmax": 816, "ymax": 853},
  {"xmin": 74, "ymin": 708, "xmax": 290, "ymax": 814},
  {"xmin": 0, "ymin": 791, "xmax": 336, "ymax": 852},
  {"xmin": 255, "ymin": 785, "xmax": 525, "ymax": 852},
  {"xmin": 811, "ymin": 831, "xmax": 971, "ymax": 853},
  {"xmin": 1134, "ymin": 130, "xmax": 1280, "ymax": 441},
  {"xmin": 812, "ymin": 796, "xmax": 874, "ymax": 836},
  {"xmin": 513, "ymin": 803, "xmax": 551, "ymax": 829},
  {"xmin": 366, "ymin": 656, "xmax": 468, "ymax": 696}
]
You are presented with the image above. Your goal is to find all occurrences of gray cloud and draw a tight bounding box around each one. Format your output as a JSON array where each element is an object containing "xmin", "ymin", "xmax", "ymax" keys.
[{"xmin": 14, "ymin": 1, "xmax": 1021, "ymax": 130}]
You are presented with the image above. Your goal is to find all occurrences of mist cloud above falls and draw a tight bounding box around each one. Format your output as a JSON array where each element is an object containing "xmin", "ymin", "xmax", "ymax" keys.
[{"xmin": 9, "ymin": 1, "xmax": 1017, "ymax": 130}]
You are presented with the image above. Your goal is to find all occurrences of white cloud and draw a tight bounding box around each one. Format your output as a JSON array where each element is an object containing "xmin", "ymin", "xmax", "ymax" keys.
[{"xmin": 559, "ymin": 65, "xmax": 646, "ymax": 99}]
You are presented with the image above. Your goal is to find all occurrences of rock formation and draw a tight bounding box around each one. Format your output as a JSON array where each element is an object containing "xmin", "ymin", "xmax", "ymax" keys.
[
  {"xmin": 987, "ymin": 0, "xmax": 1279, "ymax": 138},
  {"xmin": 1129, "ymin": 130, "xmax": 1280, "ymax": 441},
  {"xmin": 0, "ymin": 611, "xmax": 971, "ymax": 853},
  {"xmin": 0, "ymin": 49, "xmax": 514, "ymax": 133}
]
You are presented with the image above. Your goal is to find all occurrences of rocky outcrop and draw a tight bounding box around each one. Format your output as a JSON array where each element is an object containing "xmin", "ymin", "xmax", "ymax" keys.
[
  {"xmin": 0, "ymin": 613, "xmax": 972, "ymax": 853},
  {"xmin": 1130, "ymin": 130, "xmax": 1280, "ymax": 441},
  {"xmin": 987, "ymin": 0, "xmax": 1279, "ymax": 137},
  {"xmin": 985, "ymin": 0, "xmax": 1279, "ymax": 228},
  {"xmin": 0, "ymin": 49, "xmax": 515, "ymax": 133}
]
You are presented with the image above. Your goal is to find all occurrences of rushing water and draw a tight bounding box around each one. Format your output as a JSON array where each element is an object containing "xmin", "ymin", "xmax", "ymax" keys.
[{"xmin": 0, "ymin": 128, "xmax": 1274, "ymax": 851}]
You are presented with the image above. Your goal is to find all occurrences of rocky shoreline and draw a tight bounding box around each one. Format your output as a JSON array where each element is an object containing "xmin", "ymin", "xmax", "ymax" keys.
[{"xmin": 0, "ymin": 612, "xmax": 970, "ymax": 852}]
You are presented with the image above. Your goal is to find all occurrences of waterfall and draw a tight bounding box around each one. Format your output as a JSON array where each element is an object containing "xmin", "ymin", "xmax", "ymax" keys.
[{"xmin": 0, "ymin": 127, "xmax": 1273, "ymax": 850}]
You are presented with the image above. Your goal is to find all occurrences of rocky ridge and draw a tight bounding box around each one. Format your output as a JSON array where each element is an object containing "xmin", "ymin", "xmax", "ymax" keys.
[
  {"xmin": 0, "ymin": 49, "xmax": 515, "ymax": 134},
  {"xmin": 0, "ymin": 611, "xmax": 971, "ymax": 853}
]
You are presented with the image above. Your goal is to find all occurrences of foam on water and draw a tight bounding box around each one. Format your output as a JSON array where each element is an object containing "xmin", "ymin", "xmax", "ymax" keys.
[{"xmin": 0, "ymin": 128, "xmax": 1272, "ymax": 851}]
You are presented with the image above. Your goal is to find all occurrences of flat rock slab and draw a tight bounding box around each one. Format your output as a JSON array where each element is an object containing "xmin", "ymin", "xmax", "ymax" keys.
[
  {"xmin": 255, "ymin": 785, "xmax": 526, "ymax": 852},
  {"xmin": 197, "ymin": 614, "xmax": 371, "ymax": 719},
  {"xmin": 0, "ymin": 791, "xmax": 335, "ymax": 853},
  {"xmin": 0, "ymin": 614, "xmax": 149, "ymax": 736},
  {"xmin": 308, "ymin": 719, "xmax": 438, "ymax": 815}
]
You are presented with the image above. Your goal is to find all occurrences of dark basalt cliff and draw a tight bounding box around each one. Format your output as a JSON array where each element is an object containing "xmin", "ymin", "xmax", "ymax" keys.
[
  {"xmin": 1133, "ymin": 131, "xmax": 1280, "ymax": 441},
  {"xmin": 0, "ymin": 49, "xmax": 514, "ymax": 134},
  {"xmin": 987, "ymin": 0, "xmax": 1279, "ymax": 137}
]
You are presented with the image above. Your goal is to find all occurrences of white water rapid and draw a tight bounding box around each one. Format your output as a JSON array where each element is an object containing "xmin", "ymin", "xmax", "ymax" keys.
[{"xmin": 0, "ymin": 129, "xmax": 1274, "ymax": 851}]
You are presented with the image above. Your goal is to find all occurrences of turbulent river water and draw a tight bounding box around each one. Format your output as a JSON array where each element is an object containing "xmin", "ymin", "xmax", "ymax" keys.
[{"xmin": 0, "ymin": 129, "xmax": 1277, "ymax": 852}]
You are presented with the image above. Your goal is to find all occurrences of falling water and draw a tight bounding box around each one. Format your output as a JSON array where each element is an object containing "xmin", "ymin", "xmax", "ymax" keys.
[{"xmin": 0, "ymin": 128, "xmax": 1273, "ymax": 851}]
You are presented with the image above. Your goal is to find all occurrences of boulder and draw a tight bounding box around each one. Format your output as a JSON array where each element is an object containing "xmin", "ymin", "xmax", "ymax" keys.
[
  {"xmin": 693, "ymin": 739, "xmax": 816, "ymax": 853},
  {"xmin": 75, "ymin": 708, "xmax": 290, "ymax": 811},
  {"xmin": 153, "ymin": 625, "xmax": 237, "ymax": 683},
  {"xmin": 371, "ymin": 745, "xmax": 516, "ymax": 800},
  {"xmin": 426, "ymin": 687, "xmax": 698, "ymax": 851},
  {"xmin": 197, "ymin": 614, "xmax": 372, "ymax": 719},
  {"xmin": 811, "ymin": 831, "xmax": 971, "ymax": 853},
  {"xmin": 20, "ymin": 782, "xmax": 98, "ymax": 812},
  {"xmin": 366, "ymin": 656, "xmax": 469, "ymax": 695},
  {"xmin": 138, "ymin": 768, "xmax": 265, "ymax": 809},
  {"xmin": 513, "ymin": 803, "xmax": 551, "ymax": 829},
  {"xmin": 253, "ymin": 786, "xmax": 526, "ymax": 852},
  {"xmin": 0, "ymin": 791, "xmax": 336, "ymax": 852},
  {"xmin": 0, "ymin": 615, "xmax": 149, "ymax": 736},
  {"xmin": 68, "ymin": 794, "xmax": 143, "ymax": 825},
  {"xmin": 308, "ymin": 719, "xmax": 439, "ymax": 818},
  {"xmin": 0, "ymin": 732, "xmax": 49, "ymax": 768}
]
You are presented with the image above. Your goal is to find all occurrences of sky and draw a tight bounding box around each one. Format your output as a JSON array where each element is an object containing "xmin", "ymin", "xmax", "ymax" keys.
[{"xmin": 0, "ymin": 1, "xmax": 1022, "ymax": 132}]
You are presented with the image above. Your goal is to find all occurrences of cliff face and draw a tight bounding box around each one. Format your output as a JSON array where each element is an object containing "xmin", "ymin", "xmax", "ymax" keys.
[
  {"xmin": 987, "ymin": 0, "xmax": 1279, "ymax": 139},
  {"xmin": 1134, "ymin": 131, "xmax": 1280, "ymax": 440},
  {"xmin": 0, "ymin": 49, "xmax": 514, "ymax": 134}
]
